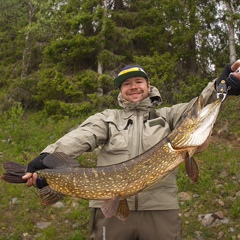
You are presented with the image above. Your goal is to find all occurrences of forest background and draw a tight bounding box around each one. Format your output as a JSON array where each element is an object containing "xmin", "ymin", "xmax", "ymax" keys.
[
  {"xmin": 0, "ymin": 0, "xmax": 239, "ymax": 116},
  {"xmin": 0, "ymin": 0, "xmax": 240, "ymax": 239}
]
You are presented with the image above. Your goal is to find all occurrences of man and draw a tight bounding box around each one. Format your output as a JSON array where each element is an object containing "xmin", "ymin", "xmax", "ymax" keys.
[{"xmin": 23, "ymin": 62, "xmax": 240, "ymax": 239}]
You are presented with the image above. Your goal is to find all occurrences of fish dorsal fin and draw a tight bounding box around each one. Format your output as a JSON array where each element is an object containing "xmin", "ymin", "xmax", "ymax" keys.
[
  {"xmin": 39, "ymin": 186, "xmax": 64, "ymax": 205},
  {"xmin": 101, "ymin": 196, "xmax": 121, "ymax": 219},
  {"xmin": 43, "ymin": 152, "xmax": 79, "ymax": 169},
  {"xmin": 185, "ymin": 153, "xmax": 199, "ymax": 183},
  {"xmin": 190, "ymin": 95, "xmax": 204, "ymax": 117},
  {"xmin": 115, "ymin": 199, "xmax": 129, "ymax": 221},
  {"xmin": 174, "ymin": 95, "xmax": 202, "ymax": 129}
]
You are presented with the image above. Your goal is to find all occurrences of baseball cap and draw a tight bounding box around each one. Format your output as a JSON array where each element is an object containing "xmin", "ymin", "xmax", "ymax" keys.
[{"xmin": 114, "ymin": 65, "xmax": 148, "ymax": 88}]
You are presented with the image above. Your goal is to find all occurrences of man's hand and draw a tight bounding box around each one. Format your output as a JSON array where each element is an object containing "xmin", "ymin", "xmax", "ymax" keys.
[
  {"xmin": 22, "ymin": 172, "xmax": 38, "ymax": 187},
  {"xmin": 231, "ymin": 60, "xmax": 240, "ymax": 80},
  {"xmin": 22, "ymin": 153, "xmax": 49, "ymax": 187}
]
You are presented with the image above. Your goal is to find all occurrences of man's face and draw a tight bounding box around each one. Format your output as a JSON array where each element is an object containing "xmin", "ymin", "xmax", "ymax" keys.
[{"xmin": 120, "ymin": 77, "xmax": 150, "ymax": 103}]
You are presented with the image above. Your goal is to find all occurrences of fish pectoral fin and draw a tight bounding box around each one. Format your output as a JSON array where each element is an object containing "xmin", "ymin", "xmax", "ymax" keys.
[
  {"xmin": 115, "ymin": 199, "xmax": 129, "ymax": 221},
  {"xmin": 101, "ymin": 196, "xmax": 120, "ymax": 219},
  {"xmin": 185, "ymin": 153, "xmax": 199, "ymax": 183},
  {"xmin": 101, "ymin": 196, "xmax": 120, "ymax": 218},
  {"xmin": 194, "ymin": 134, "xmax": 211, "ymax": 153},
  {"xmin": 39, "ymin": 186, "xmax": 64, "ymax": 205},
  {"xmin": 101, "ymin": 196, "xmax": 129, "ymax": 221}
]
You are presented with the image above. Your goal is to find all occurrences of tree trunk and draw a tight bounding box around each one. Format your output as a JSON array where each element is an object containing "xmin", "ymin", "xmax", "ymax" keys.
[
  {"xmin": 224, "ymin": 1, "xmax": 236, "ymax": 62},
  {"xmin": 21, "ymin": 1, "xmax": 35, "ymax": 80}
]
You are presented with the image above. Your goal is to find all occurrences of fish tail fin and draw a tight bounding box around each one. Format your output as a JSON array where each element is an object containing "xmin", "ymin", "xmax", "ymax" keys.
[
  {"xmin": 1, "ymin": 162, "xmax": 27, "ymax": 183},
  {"xmin": 185, "ymin": 153, "xmax": 199, "ymax": 183},
  {"xmin": 39, "ymin": 186, "xmax": 64, "ymax": 205},
  {"xmin": 101, "ymin": 196, "xmax": 129, "ymax": 221}
]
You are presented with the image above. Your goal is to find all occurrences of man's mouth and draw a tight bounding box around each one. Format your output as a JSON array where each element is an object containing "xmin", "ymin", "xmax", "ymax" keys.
[{"xmin": 128, "ymin": 92, "xmax": 141, "ymax": 95}]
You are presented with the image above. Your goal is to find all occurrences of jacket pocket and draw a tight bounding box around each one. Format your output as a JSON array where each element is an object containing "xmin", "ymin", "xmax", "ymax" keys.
[
  {"xmin": 104, "ymin": 118, "xmax": 131, "ymax": 155},
  {"xmin": 148, "ymin": 116, "xmax": 166, "ymax": 127}
]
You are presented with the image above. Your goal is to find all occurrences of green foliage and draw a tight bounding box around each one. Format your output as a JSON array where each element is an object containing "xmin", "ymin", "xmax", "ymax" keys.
[
  {"xmin": 174, "ymin": 75, "xmax": 209, "ymax": 103},
  {"xmin": 33, "ymin": 68, "xmax": 118, "ymax": 118},
  {"xmin": 134, "ymin": 52, "xmax": 179, "ymax": 102},
  {"xmin": 98, "ymin": 73, "xmax": 115, "ymax": 94},
  {"xmin": 43, "ymin": 100, "xmax": 91, "ymax": 118},
  {"xmin": 230, "ymin": 196, "xmax": 240, "ymax": 219},
  {"xmin": 97, "ymin": 49, "xmax": 125, "ymax": 68},
  {"xmin": 44, "ymin": 35, "xmax": 100, "ymax": 70},
  {"xmin": 0, "ymin": 0, "xmax": 239, "ymax": 111}
]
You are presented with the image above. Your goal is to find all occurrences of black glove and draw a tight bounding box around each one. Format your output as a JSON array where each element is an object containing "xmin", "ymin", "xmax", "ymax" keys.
[
  {"xmin": 226, "ymin": 73, "xmax": 240, "ymax": 95},
  {"xmin": 26, "ymin": 152, "xmax": 49, "ymax": 173},
  {"xmin": 36, "ymin": 177, "xmax": 48, "ymax": 189},
  {"xmin": 215, "ymin": 62, "xmax": 240, "ymax": 95},
  {"xmin": 26, "ymin": 152, "xmax": 49, "ymax": 189}
]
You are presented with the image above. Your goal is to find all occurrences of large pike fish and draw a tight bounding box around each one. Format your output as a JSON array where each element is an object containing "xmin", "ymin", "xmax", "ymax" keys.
[{"xmin": 1, "ymin": 95, "xmax": 222, "ymax": 220}]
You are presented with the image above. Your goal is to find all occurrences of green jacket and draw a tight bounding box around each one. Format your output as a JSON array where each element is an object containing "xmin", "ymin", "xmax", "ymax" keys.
[{"xmin": 42, "ymin": 81, "xmax": 216, "ymax": 210}]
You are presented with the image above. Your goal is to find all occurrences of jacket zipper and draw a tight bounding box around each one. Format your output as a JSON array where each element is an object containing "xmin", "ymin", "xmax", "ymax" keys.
[{"xmin": 134, "ymin": 110, "xmax": 141, "ymax": 211}]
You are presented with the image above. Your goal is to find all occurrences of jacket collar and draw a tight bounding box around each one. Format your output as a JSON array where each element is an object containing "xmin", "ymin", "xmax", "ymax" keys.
[{"xmin": 118, "ymin": 86, "xmax": 162, "ymax": 112}]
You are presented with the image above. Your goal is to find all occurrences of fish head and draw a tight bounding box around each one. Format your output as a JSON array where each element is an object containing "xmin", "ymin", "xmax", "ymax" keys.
[{"xmin": 168, "ymin": 95, "xmax": 222, "ymax": 151}]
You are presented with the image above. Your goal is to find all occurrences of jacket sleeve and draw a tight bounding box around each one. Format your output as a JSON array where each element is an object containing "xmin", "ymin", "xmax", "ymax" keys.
[
  {"xmin": 41, "ymin": 110, "xmax": 110, "ymax": 159},
  {"xmin": 160, "ymin": 80, "xmax": 216, "ymax": 130}
]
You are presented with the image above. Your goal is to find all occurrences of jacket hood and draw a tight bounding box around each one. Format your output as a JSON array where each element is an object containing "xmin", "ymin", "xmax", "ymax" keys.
[{"xmin": 118, "ymin": 86, "xmax": 162, "ymax": 110}]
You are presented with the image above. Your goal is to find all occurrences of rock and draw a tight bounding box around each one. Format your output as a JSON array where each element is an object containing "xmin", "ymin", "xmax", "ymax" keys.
[
  {"xmin": 53, "ymin": 201, "xmax": 65, "ymax": 208},
  {"xmin": 198, "ymin": 212, "xmax": 229, "ymax": 227},
  {"xmin": 215, "ymin": 184, "xmax": 224, "ymax": 189},
  {"xmin": 178, "ymin": 192, "xmax": 192, "ymax": 201},
  {"xmin": 219, "ymin": 170, "xmax": 228, "ymax": 178},
  {"xmin": 10, "ymin": 198, "xmax": 18, "ymax": 204},
  {"xmin": 236, "ymin": 191, "xmax": 240, "ymax": 197},
  {"xmin": 198, "ymin": 213, "xmax": 214, "ymax": 226},
  {"xmin": 211, "ymin": 211, "xmax": 224, "ymax": 220},
  {"xmin": 228, "ymin": 227, "xmax": 236, "ymax": 233},
  {"xmin": 71, "ymin": 201, "xmax": 79, "ymax": 208},
  {"xmin": 36, "ymin": 222, "xmax": 51, "ymax": 229},
  {"xmin": 193, "ymin": 193, "xmax": 200, "ymax": 198},
  {"xmin": 72, "ymin": 223, "xmax": 82, "ymax": 229},
  {"xmin": 217, "ymin": 231, "xmax": 224, "ymax": 239},
  {"xmin": 34, "ymin": 233, "xmax": 42, "ymax": 238},
  {"xmin": 216, "ymin": 199, "xmax": 225, "ymax": 206}
]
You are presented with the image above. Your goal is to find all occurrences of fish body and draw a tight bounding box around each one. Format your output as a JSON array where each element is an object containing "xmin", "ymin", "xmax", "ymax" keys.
[{"xmin": 1, "ymin": 95, "xmax": 222, "ymax": 220}]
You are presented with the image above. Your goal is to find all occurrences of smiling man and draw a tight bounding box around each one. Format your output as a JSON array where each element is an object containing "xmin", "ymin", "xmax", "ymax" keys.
[
  {"xmin": 115, "ymin": 66, "xmax": 151, "ymax": 103},
  {"xmin": 22, "ymin": 63, "xmax": 240, "ymax": 240},
  {"xmin": 120, "ymin": 76, "xmax": 150, "ymax": 102}
]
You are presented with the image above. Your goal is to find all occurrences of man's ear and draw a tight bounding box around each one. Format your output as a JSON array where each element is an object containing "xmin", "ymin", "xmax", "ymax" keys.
[{"xmin": 148, "ymin": 82, "xmax": 151, "ymax": 92}]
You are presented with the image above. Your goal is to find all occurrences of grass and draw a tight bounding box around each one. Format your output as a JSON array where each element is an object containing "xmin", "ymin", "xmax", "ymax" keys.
[
  {"xmin": 0, "ymin": 97, "xmax": 240, "ymax": 239},
  {"xmin": 178, "ymin": 140, "xmax": 240, "ymax": 239}
]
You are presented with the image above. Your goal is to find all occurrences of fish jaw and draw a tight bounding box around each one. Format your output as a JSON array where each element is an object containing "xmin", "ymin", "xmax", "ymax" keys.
[{"xmin": 168, "ymin": 97, "xmax": 222, "ymax": 150}]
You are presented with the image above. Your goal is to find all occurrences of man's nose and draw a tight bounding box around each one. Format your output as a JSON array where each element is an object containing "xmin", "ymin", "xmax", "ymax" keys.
[{"xmin": 129, "ymin": 82, "xmax": 137, "ymax": 88}]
